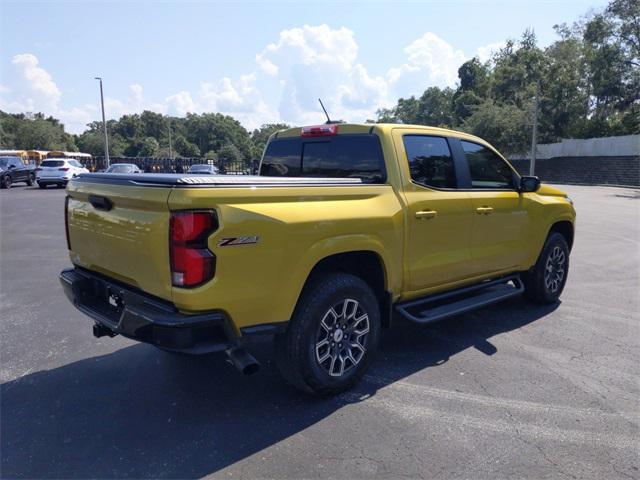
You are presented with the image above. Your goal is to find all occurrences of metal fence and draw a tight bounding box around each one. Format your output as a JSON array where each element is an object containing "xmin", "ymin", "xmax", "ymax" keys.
[{"xmin": 88, "ymin": 157, "xmax": 258, "ymax": 175}]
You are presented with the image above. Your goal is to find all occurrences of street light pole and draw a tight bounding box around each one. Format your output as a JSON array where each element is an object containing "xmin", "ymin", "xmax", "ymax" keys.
[{"xmin": 94, "ymin": 77, "xmax": 110, "ymax": 168}]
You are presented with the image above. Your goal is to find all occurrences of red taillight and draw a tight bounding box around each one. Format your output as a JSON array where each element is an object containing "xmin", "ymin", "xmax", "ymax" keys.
[
  {"xmin": 170, "ymin": 211, "xmax": 217, "ymax": 288},
  {"xmin": 59, "ymin": 167, "xmax": 70, "ymax": 171},
  {"xmin": 301, "ymin": 124, "xmax": 338, "ymax": 137}
]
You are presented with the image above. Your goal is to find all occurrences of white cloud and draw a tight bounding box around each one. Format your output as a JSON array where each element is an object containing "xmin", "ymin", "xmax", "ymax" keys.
[
  {"xmin": 166, "ymin": 90, "xmax": 196, "ymax": 116},
  {"xmin": 1, "ymin": 53, "xmax": 62, "ymax": 111},
  {"xmin": 130, "ymin": 83, "xmax": 144, "ymax": 104},
  {"xmin": 475, "ymin": 41, "xmax": 507, "ymax": 63},
  {"xmin": 254, "ymin": 24, "xmax": 389, "ymax": 125},
  {"xmin": 104, "ymin": 84, "xmax": 167, "ymax": 120},
  {"xmin": 56, "ymin": 106, "xmax": 94, "ymax": 132},
  {"xmin": 163, "ymin": 75, "xmax": 276, "ymax": 127},
  {"xmin": 386, "ymin": 32, "xmax": 466, "ymax": 97},
  {"xmin": 257, "ymin": 25, "xmax": 358, "ymax": 76}
]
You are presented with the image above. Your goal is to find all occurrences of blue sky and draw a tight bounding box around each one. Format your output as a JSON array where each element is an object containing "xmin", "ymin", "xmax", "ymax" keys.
[{"xmin": 0, "ymin": 0, "xmax": 608, "ymax": 133}]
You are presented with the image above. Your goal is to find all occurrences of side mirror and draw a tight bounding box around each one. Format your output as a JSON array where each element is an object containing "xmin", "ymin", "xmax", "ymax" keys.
[
  {"xmin": 520, "ymin": 176, "xmax": 540, "ymax": 192},
  {"xmin": 8, "ymin": 165, "xmax": 15, "ymax": 170}
]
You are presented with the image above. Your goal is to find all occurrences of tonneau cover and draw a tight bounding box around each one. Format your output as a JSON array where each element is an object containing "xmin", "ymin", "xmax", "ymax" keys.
[{"xmin": 76, "ymin": 173, "xmax": 363, "ymax": 187}]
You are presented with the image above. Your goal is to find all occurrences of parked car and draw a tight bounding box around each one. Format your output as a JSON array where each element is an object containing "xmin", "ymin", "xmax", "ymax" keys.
[
  {"xmin": 105, "ymin": 163, "xmax": 142, "ymax": 174},
  {"xmin": 0, "ymin": 156, "xmax": 36, "ymax": 189},
  {"xmin": 60, "ymin": 123, "xmax": 575, "ymax": 395},
  {"xmin": 188, "ymin": 164, "xmax": 219, "ymax": 174},
  {"xmin": 36, "ymin": 158, "xmax": 89, "ymax": 189}
]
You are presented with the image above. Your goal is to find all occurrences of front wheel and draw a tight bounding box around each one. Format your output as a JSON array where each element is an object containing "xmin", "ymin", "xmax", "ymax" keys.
[
  {"xmin": 275, "ymin": 273, "xmax": 381, "ymax": 396},
  {"xmin": 522, "ymin": 232, "xmax": 570, "ymax": 304}
]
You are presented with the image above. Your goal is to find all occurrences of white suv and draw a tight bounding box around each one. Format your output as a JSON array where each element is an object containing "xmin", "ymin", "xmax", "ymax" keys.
[{"xmin": 36, "ymin": 159, "xmax": 89, "ymax": 189}]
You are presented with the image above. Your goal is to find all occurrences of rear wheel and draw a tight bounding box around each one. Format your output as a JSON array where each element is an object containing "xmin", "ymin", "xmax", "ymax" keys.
[
  {"xmin": 56, "ymin": 183, "xmax": 65, "ymax": 189},
  {"xmin": 275, "ymin": 272, "xmax": 381, "ymax": 395},
  {"xmin": 522, "ymin": 232, "xmax": 570, "ymax": 304},
  {"xmin": 26, "ymin": 173, "xmax": 35, "ymax": 186},
  {"xmin": 1, "ymin": 175, "xmax": 11, "ymax": 189}
]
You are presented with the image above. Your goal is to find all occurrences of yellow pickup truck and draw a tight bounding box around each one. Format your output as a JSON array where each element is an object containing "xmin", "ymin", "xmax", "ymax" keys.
[{"xmin": 60, "ymin": 123, "xmax": 575, "ymax": 395}]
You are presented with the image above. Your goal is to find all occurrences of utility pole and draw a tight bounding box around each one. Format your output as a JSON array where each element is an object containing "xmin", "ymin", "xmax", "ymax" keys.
[
  {"xmin": 529, "ymin": 82, "xmax": 539, "ymax": 176},
  {"xmin": 94, "ymin": 77, "xmax": 110, "ymax": 168}
]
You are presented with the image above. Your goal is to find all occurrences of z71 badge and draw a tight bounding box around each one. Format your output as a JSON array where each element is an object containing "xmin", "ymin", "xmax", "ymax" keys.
[{"xmin": 217, "ymin": 236, "xmax": 260, "ymax": 247}]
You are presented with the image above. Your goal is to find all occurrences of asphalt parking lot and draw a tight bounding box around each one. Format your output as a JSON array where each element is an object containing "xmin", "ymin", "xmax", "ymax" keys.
[{"xmin": 1, "ymin": 183, "xmax": 638, "ymax": 479}]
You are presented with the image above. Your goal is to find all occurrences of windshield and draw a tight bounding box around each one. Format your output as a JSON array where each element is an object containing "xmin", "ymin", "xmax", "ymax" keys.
[
  {"xmin": 106, "ymin": 164, "xmax": 134, "ymax": 173},
  {"xmin": 0, "ymin": 158, "xmax": 12, "ymax": 168}
]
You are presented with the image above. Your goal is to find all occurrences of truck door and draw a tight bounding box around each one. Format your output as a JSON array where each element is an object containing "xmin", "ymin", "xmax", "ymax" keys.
[
  {"xmin": 456, "ymin": 139, "xmax": 530, "ymax": 275},
  {"xmin": 392, "ymin": 129, "xmax": 474, "ymax": 292}
]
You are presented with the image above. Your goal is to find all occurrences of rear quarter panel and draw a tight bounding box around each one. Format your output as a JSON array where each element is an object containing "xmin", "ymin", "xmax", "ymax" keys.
[{"xmin": 168, "ymin": 185, "xmax": 404, "ymax": 331}]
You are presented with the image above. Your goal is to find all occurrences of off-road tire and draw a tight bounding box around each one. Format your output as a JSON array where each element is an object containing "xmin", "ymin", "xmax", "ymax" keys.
[
  {"xmin": 274, "ymin": 272, "xmax": 381, "ymax": 396},
  {"xmin": 522, "ymin": 232, "xmax": 570, "ymax": 304}
]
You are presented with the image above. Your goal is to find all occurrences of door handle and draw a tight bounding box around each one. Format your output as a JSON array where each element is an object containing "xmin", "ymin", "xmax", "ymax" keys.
[
  {"xmin": 476, "ymin": 206, "xmax": 494, "ymax": 215},
  {"xmin": 415, "ymin": 210, "xmax": 437, "ymax": 219}
]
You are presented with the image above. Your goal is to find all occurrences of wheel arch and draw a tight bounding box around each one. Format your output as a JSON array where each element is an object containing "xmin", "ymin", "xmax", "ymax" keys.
[
  {"xmin": 549, "ymin": 220, "xmax": 574, "ymax": 251},
  {"xmin": 298, "ymin": 250, "xmax": 393, "ymax": 328}
]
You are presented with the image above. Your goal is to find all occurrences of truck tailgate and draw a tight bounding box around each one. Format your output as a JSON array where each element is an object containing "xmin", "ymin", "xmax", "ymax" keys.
[{"xmin": 66, "ymin": 180, "xmax": 173, "ymax": 301}]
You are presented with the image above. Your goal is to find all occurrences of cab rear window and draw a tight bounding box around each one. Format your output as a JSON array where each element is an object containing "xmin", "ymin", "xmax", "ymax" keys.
[{"xmin": 260, "ymin": 134, "xmax": 386, "ymax": 183}]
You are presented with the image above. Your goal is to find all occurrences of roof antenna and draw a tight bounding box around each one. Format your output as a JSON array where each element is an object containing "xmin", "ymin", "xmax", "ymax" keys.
[{"xmin": 318, "ymin": 98, "xmax": 332, "ymax": 124}]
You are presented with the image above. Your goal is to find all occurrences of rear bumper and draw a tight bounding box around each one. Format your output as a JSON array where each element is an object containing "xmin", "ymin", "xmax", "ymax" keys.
[
  {"xmin": 59, "ymin": 267, "xmax": 237, "ymax": 353},
  {"xmin": 38, "ymin": 179, "xmax": 67, "ymax": 185},
  {"xmin": 37, "ymin": 175, "xmax": 71, "ymax": 181}
]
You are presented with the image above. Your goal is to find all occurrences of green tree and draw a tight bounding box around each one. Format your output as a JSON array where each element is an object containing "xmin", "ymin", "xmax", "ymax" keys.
[
  {"xmin": 138, "ymin": 137, "xmax": 159, "ymax": 157},
  {"xmin": 458, "ymin": 58, "xmax": 489, "ymax": 93},
  {"xmin": 415, "ymin": 87, "xmax": 455, "ymax": 127},
  {"xmin": 113, "ymin": 114, "xmax": 143, "ymax": 139},
  {"xmin": 217, "ymin": 143, "xmax": 243, "ymax": 171},
  {"xmin": 76, "ymin": 130, "xmax": 105, "ymax": 156},
  {"xmin": 183, "ymin": 113, "xmax": 252, "ymax": 160},
  {"xmin": 174, "ymin": 135, "xmax": 200, "ymax": 157},
  {"xmin": 463, "ymin": 101, "xmax": 531, "ymax": 154}
]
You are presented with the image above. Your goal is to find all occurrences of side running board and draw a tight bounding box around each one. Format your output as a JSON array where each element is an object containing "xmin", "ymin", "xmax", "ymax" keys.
[{"xmin": 395, "ymin": 275, "xmax": 524, "ymax": 324}]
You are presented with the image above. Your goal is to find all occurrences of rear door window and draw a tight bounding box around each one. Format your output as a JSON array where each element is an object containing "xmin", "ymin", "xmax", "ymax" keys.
[
  {"xmin": 403, "ymin": 135, "xmax": 457, "ymax": 189},
  {"xmin": 260, "ymin": 134, "xmax": 385, "ymax": 183},
  {"xmin": 461, "ymin": 141, "xmax": 515, "ymax": 189}
]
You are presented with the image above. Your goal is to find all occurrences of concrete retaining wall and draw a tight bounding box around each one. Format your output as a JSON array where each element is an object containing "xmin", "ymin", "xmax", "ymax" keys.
[
  {"xmin": 509, "ymin": 156, "xmax": 639, "ymax": 187},
  {"xmin": 512, "ymin": 135, "xmax": 639, "ymax": 159}
]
